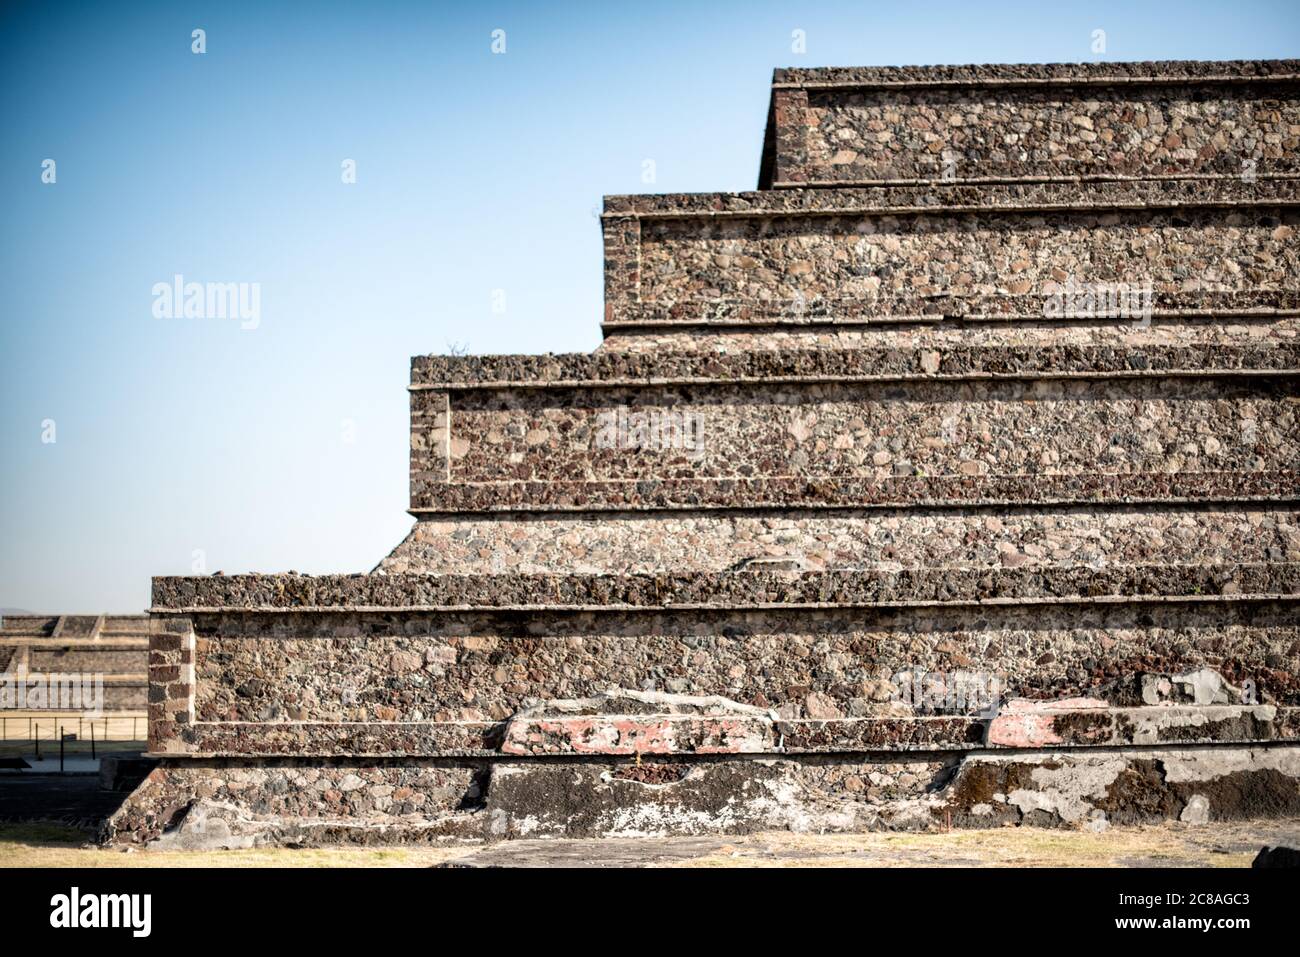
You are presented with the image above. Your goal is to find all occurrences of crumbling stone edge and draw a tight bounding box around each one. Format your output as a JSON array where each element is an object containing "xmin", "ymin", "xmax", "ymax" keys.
[{"xmin": 100, "ymin": 744, "xmax": 1300, "ymax": 849}]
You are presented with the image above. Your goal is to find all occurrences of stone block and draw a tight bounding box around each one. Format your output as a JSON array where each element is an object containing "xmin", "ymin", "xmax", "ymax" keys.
[{"xmin": 760, "ymin": 61, "xmax": 1300, "ymax": 187}]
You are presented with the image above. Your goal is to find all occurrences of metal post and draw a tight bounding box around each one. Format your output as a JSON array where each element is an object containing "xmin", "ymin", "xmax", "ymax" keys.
[
  {"xmin": 90, "ymin": 720, "xmax": 96, "ymax": 759},
  {"xmin": 59, "ymin": 724, "xmax": 64, "ymax": 773},
  {"xmin": 34, "ymin": 722, "xmax": 39, "ymax": 760}
]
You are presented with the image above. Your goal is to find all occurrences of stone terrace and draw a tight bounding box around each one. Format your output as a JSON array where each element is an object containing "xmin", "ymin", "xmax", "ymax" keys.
[{"xmin": 107, "ymin": 61, "xmax": 1300, "ymax": 847}]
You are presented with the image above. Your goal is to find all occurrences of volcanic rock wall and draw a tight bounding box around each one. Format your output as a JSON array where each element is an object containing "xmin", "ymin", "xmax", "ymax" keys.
[{"xmin": 759, "ymin": 61, "xmax": 1300, "ymax": 186}]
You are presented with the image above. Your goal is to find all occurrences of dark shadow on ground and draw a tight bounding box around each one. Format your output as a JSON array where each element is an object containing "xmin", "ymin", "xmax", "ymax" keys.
[{"xmin": 0, "ymin": 752, "xmax": 153, "ymax": 833}]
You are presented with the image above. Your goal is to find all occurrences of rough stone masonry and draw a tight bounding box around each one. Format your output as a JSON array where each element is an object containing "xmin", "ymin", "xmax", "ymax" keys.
[{"xmin": 105, "ymin": 60, "xmax": 1300, "ymax": 848}]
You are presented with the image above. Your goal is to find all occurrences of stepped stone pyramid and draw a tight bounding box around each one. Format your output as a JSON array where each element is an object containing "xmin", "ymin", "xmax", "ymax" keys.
[
  {"xmin": 1, "ymin": 615, "xmax": 148, "ymax": 711},
  {"xmin": 109, "ymin": 60, "xmax": 1300, "ymax": 846}
]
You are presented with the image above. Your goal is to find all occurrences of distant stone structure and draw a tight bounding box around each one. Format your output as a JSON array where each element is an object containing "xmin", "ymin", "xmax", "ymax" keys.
[
  {"xmin": 1, "ymin": 615, "xmax": 148, "ymax": 712},
  {"xmin": 107, "ymin": 60, "xmax": 1300, "ymax": 847}
]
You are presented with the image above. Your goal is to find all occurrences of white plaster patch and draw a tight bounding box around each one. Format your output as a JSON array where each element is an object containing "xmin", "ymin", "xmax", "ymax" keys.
[
  {"xmin": 1159, "ymin": 746, "xmax": 1300, "ymax": 783},
  {"xmin": 1180, "ymin": 794, "xmax": 1210, "ymax": 824},
  {"xmin": 1002, "ymin": 756, "xmax": 1128, "ymax": 823}
]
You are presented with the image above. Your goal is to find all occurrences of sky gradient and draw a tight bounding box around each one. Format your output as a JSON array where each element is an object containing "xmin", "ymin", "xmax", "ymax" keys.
[{"xmin": 3, "ymin": 0, "xmax": 1298, "ymax": 612}]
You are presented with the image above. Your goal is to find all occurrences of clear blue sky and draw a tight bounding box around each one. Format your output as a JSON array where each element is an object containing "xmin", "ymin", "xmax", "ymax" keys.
[{"xmin": 2, "ymin": 0, "xmax": 1298, "ymax": 612}]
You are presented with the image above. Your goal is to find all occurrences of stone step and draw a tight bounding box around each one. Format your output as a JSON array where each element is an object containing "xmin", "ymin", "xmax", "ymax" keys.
[
  {"xmin": 102, "ymin": 685, "xmax": 147, "ymax": 710},
  {"xmin": 141, "ymin": 706, "xmax": 1300, "ymax": 758},
  {"xmin": 3, "ymin": 638, "xmax": 148, "ymax": 650},
  {"xmin": 497, "ymin": 690, "xmax": 1293, "ymax": 755},
  {"xmin": 408, "ymin": 364, "xmax": 1298, "ymax": 513},
  {"xmin": 601, "ymin": 180, "xmax": 1300, "ymax": 331},
  {"xmin": 0, "ymin": 616, "xmax": 58, "ymax": 637},
  {"xmin": 415, "ymin": 330, "xmax": 1300, "ymax": 388},
  {"xmin": 760, "ymin": 60, "xmax": 1300, "ymax": 188},
  {"xmin": 145, "ymin": 592, "xmax": 1300, "ymax": 757},
  {"xmin": 378, "ymin": 508, "xmax": 1299, "ymax": 575},
  {"xmin": 156, "ymin": 499, "xmax": 1300, "ymax": 590},
  {"xmin": 28, "ymin": 648, "xmax": 150, "ymax": 674},
  {"xmin": 99, "ymin": 615, "xmax": 151, "ymax": 637},
  {"xmin": 50, "ymin": 615, "xmax": 101, "ymax": 638},
  {"xmin": 597, "ymin": 314, "xmax": 1300, "ymax": 354},
  {"xmin": 100, "ymin": 745, "xmax": 1300, "ymax": 845}
]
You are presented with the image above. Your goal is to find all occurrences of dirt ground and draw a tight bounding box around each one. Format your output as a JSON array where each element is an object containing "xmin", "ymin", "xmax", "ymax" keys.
[{"xmin": 3, "ymin": 819, "xmax": 1297, "ymax": 868}]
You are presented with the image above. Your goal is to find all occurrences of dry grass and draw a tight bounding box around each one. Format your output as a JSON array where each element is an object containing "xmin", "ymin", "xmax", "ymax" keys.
[
  {"xmin": 0, "ymin": 824, "xmax": 480, "ymax": 868},
  {"xmin": 2, "ymin": 819, "xmax": 1285, "ymax": 868},
  {"xmin": 676, "ymin": 826, "xmax": 1256, "ymax": 868}
]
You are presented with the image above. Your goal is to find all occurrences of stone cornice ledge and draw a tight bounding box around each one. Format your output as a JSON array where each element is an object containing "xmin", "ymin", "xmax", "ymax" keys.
[
  {"xmin": 602, "ymin": 176, "xmax": 1300, "ymax": 218},
  {"xmin": 409, "ymin": 345, "xmax": 1300, "ymax": 389},
  {"xmin": 408, "ymin": 471, "xmax": 1300, "ymax": 514},
  {"xmin": 770, "ymin": 59, "xmax": 1300, "ymax": 90},
  {"xmin": 150, "ymin": 564, "xmax": 1300, "ymax": 613}
]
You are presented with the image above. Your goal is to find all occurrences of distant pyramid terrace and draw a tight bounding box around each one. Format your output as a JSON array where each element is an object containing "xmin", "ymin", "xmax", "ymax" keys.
[
  {"xmin": 2, "ymin": 615, "xmax": 149, "ymax": 712},
  {"xmin": 108, "ymin": 60, "xmax": 1300, "ymax": 846}
]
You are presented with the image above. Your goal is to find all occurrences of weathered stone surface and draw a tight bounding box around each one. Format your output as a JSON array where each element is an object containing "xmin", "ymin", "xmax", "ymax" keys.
[
  {"xmin": 102, "ymin": 760, "xmax": 486, "ymax": 847},
  {"xmin": 134, "ymin": 597, "xmax": 1300, "ymax": 758},
  {"xmin": 103, "ymin": 744, "xmax": 1300, "ymax": 844},
  {"xmin": 773, "ymin": 61, "xmax": 1300, "ymax": 86},
  {"xmin": 156, "ymin": 563, "xmax": 1300, "ymax": 613},
  {"xmin": 597, "ymin": 316, "xmax": 1300, "ymax": 355},
  {"xmin": 415, "ymin": 314, "xmax": 1300, "ymax": 383},
  {"xmin": 380, "ymin": 505, "xmax": 1300, "ymax": 574},
  {"xmin": 409, "ymin": 374, "xmax": 1298, "ymax": 512},
  {"xmin": 944, "ymin": 747, "xmax": 1300, "ymax": 828},
  {"xmin": 483, "ymin": 760, "xmax": 864, "ymax": 837},
  {"xmin": 760, "ymin": 61, "xmax": 1300, "ymax": 187},
  {"xmin": 604, "ymin": 197, "xmax": 1300, "ymax": 328},
  {"xmin": 500, "ymin": 690, "xmax": 776, "ymax": 755},
  {"xmin": 986, "ymin": 698, "xmax": 1281, "ymax": 747}
]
